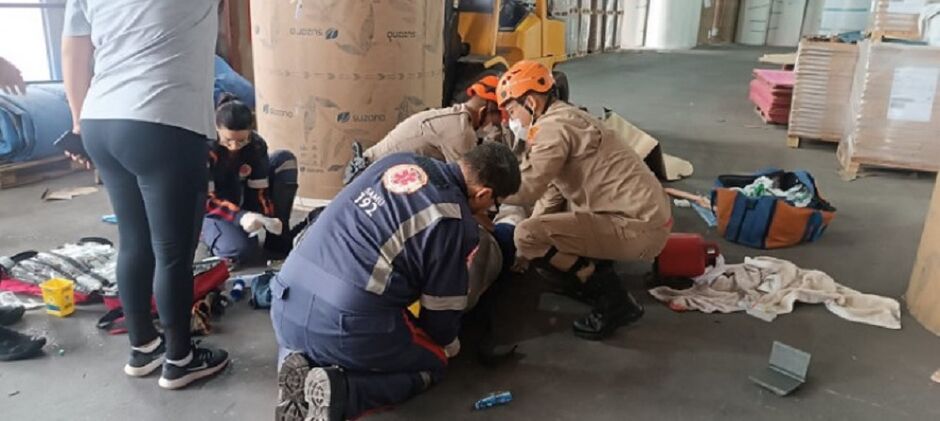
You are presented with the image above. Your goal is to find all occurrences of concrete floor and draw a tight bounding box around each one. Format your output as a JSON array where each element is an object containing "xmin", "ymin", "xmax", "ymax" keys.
[{"xmin": 2, "ymin": 46, "xmax": 939, "ymax": 420}]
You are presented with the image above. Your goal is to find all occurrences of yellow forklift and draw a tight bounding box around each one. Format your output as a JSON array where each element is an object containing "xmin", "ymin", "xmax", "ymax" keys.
[{"xmin": 443, "ymin": 0, "xmax": 570, "ymax": 105}]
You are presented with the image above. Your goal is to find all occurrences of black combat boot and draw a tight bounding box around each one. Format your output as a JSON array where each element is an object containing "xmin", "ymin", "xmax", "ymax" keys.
[
  {"xmin": 572, "ymin": 269, "xmax": 644, "ymax": 341},
  {"xmin": 534, "ymin": 258, "xmax": 620, "ymax": 306}
]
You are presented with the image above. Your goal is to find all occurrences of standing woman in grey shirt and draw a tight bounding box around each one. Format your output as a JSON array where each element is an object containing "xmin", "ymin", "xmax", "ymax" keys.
[{"xmin": 62, "ymin": 0, "xmax": 229, "ymax": 390}]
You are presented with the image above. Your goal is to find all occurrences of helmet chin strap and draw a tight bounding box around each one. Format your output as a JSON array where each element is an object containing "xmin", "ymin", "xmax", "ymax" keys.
[{"xmin": 524, "ymin": 95, "xmax": 552, "ymax": 125}]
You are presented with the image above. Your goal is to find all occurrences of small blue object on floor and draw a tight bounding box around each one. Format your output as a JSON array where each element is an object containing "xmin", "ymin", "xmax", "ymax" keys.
[
  {"xmin": 101, "ymin": 214, "xmax": 118, "ymax": 224},
  {"xmin": 691, "ymin": 202, "xmax": 718, "ymax": 227},
  {"xmin": 473, "ymin": 391, "xmax": 512, "ymax": 410}
]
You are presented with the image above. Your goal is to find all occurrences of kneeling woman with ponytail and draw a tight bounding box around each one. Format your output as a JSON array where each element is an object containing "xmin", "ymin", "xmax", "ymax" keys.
[{"xmin": 202, "ymin": 94, "xmax": 298, "ymax": 264}]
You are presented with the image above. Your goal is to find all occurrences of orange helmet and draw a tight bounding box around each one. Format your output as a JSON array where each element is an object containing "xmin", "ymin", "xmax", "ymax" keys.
[
  {"xmin": 496, "ymin": 60, "xmax": 555, "ymax": 107},
  {"xmin": 466, "ymin": 74, "xmax": 500, "ymax": 103}
]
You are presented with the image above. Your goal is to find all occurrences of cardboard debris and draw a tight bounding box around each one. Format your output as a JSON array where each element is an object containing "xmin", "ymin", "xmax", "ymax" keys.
[
  {"xmin": 698, "ymin": 0, "xmax": 740, "ymax": 45},
  {"xmin": 250, "ymin": 0, "xmax": 443, "ymax": 199},
  {"xmin": 41, "ymin": 186, "xmax": 98, "ymax": 201},
  {"xmin": 602, "ymin": 110, "xmax": 694, "ymax": 181},
  {"xmin": 759, "ymin": 52, "xmax": 798, "ymax": 67}
]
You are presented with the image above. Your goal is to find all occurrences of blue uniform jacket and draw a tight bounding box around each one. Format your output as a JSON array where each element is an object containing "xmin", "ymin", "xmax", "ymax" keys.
[{"xmin": 278, "ymin": 153, "xmax": 479, "ymax": 348}]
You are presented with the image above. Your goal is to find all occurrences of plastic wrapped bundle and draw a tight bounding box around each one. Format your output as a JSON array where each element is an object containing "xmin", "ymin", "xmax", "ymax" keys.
[
  {"xmin": 838, "ymin": 40, "xmax": 940, "ymax": 175},
  {"xmin": 0, "ymin": 85, "xmax": 72, "ymax": 163},
  {"xmin": 1, "ymin": 242, "xmax": 116, "ymax": 295},
  {"xmin": 801, "ymin": 0, "xmax": 871, "ymax": 36},
  {"xmin": 869, "ymin": 0, "xmax": 924, "ymax": 39},
  {"xmin": 788, "ymin": 39, "xmax": 859, "ymax": 142}
]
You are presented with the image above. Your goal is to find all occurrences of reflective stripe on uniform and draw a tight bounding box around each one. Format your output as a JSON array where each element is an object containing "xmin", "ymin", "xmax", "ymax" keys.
[
  {"xmin": 401, "ymin": 310, "xmax": 447, "ymax": 364},
  {"xmin": 365, "ymin": 202, "xmax": 462, "ymax": 295},
  {"xmin": 274, "ymin": 159, "xmax": 298, "ymax": 174},
  {"xmin": 420, "ymin": 294, "xmax": 468, "ymax": 311},
  {"xmin": 208, "ymin": 181, "xmax": 216, "ymax": 193},
  {"xmin": 247, "ymin": 178, "xmax": 270, "ymax": 189}
]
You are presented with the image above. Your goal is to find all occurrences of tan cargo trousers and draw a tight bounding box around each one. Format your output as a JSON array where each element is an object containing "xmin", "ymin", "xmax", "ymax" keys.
[{"xmin": 515, "ymin": 211, "xmax": 671, "ymax": 265}]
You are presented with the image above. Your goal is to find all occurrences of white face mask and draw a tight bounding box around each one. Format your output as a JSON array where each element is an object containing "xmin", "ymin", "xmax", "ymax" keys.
[{"xmin": 508, "ymin": 118, "xmax": 527, "ymax": 142}]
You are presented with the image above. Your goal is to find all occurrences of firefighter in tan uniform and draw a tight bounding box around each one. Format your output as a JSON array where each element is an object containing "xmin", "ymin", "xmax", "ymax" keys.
[
  {"xmin": 497, "ymin": 60, "xmax": 673, "ymax": 341},
  {"xmin": 351, "ymin": 75, "xmax": 503, "ymax": 168},
  {"xmin": 341, "ymin": 75, "xmax": 516, "ymax": 313}
]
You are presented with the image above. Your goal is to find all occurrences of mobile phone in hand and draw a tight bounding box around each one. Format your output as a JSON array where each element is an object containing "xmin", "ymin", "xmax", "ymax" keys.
[{"xmin": 53, "ymin": 130, "xmax": 89, "ymax": 159}]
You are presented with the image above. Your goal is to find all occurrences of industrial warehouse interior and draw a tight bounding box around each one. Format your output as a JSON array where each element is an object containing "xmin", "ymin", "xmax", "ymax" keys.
[{"xmin": 2, "ymin": 1, "xmax": 940, "ymax": 420}]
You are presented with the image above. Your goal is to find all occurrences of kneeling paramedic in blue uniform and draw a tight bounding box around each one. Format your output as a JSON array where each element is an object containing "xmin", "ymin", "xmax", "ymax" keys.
[
  {"xmin": 201, "ymin": 94, "xmax": 299, "ymax": 263},
  {"xmin": 272, "ymin": 143, "xmax": 521, "ymax": 421}
]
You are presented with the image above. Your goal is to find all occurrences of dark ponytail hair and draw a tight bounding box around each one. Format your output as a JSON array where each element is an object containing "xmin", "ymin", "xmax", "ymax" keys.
[{"xmin": 215, "ymin": 93, "xmax": 254, "ymax": 131}]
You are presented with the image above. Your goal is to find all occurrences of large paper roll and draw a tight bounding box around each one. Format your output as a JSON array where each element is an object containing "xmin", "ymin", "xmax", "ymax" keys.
[
  {"xmin": 766, "ymin": 0, "xmax": 808, "ymax": 46},
  {"xmin": 736, "ymin": 0, "xmax": 772, "ymax": 45},
  {"xmin": 620, "ymin": 0, "xmax": 649, "ymax": 48},
  {"xmin": 251, "ymin": 0, "xmax": 443, "ymax": 200},
  {"xmin": 645, "ymin": 0, "xmax": 703, "ymax": 49}
]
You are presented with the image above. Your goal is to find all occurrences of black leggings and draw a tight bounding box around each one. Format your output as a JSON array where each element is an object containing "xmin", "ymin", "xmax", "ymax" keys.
[{"xmin": 83, "ymin": 119, "xmax": 208, "ymax": 359}]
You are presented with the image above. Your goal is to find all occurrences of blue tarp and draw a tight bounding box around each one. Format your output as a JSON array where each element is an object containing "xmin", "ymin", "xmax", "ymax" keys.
[
  {"xmin": 0, "ymin": 56, "xmax": 255, "ymax": 163},
  {"xmin": 214, "ymin": 56, "xmax": 256, "ymax": 109},
  {"xmin": 0, "ymin": 84, "xmax": 72, "ymax": 163}
]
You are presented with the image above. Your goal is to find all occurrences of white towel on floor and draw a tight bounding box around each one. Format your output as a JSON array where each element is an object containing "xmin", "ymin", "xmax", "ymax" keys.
[{"xmin": 648, "ymin": 257, "xmax": 902, "ymax": 329}]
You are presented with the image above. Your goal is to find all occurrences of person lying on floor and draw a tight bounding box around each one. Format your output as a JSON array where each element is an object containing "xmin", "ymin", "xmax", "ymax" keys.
[
  {"xmin": 272, "ymin": 142, "xmax": 521, "ymax": 421},
  {"xmin": 496, "ymin": 60, "xmax": 674, "ymax": 341},
  {"xmin": 202, "ymin": 94, "xmax": 298, "ymax": 264}
]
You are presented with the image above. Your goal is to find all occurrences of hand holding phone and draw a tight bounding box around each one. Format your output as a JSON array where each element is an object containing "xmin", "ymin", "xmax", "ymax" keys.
[{"xmin": 54, "ymin": 130, "xmax": 93, "ymax": 169}]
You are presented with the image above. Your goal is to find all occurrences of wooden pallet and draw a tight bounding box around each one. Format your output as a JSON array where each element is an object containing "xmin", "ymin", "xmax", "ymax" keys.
[
  {"xmin": 869, "ymin": 30, "xmax": 921, "ymax": 42},
  {"xmin": 754, "ymin": 106, "xmax": 788, "ymax": 125},
  {"xmin": 786, "ymin": 134, "xmax": 840, "ymax": 149},
  {"xmin": 0, "ymin": 156, "xmax": 83, "ymax": 190},
  {"xmin": 837, "ymin": 143, "xmax": 937, "ymax": 181}
]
